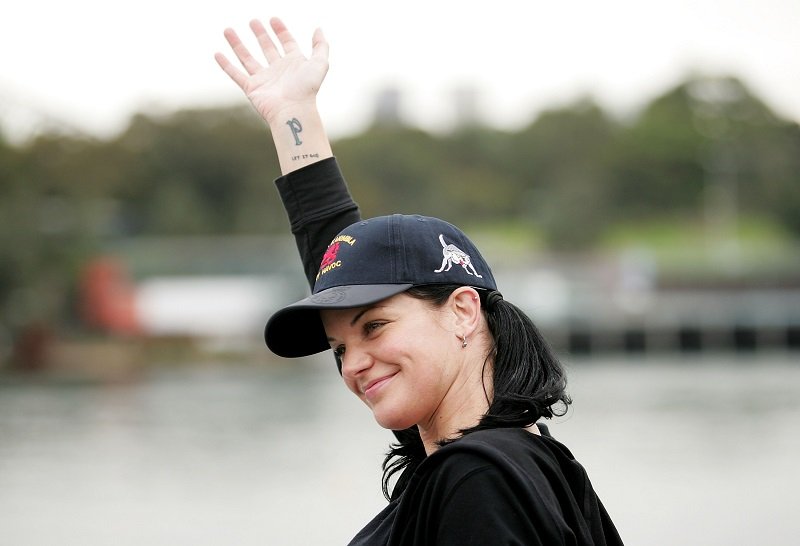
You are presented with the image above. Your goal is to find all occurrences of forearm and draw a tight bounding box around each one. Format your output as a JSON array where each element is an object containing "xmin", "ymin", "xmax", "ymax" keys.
[
  {"xmin": 267, "ymin": 101, "xmax": 333, "ymax": 175},
  {"xmin": 217, "ymin": 18, "xmax": 350, "ymax": 285},
  {"xmin": 275, "ymin": 158, "xmax": 360, "ymax": 287}
]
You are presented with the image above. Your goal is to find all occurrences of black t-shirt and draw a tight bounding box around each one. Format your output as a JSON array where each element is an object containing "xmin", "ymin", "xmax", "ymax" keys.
[
  {"xmin": 274, "ymin": 159, "xmax": 623, "ymax": 545},
  {"xmin": 348, "ymin": 428, "xmax": 622, "ymax": 545}
]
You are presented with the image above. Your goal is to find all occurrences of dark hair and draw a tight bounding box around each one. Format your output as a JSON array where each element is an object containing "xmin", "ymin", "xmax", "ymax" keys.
[{"xmin": 381, "ymin": 284, "xmax": 571, "ymax": 500}]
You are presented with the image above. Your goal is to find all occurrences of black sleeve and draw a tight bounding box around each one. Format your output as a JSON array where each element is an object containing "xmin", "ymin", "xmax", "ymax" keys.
[{"xmin": 274, "ymin": 157, "xmax": 361, "ymax": 289}]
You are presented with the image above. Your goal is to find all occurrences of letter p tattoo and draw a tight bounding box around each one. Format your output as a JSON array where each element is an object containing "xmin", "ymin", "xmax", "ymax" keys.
[{"xmin": 287, "ymin": 118, "xmax": 303, "ymax": 145}]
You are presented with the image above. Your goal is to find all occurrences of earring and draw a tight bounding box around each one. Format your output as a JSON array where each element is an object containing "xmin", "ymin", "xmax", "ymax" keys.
[{"xmin": 461, "ymin": 335, "xmax": 468, "ymax": 349}]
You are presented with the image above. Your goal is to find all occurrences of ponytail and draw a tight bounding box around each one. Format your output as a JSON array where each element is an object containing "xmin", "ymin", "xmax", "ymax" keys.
[{"xmin": 478, "ymin": 290, "xmax": 571, "ymax": 428}]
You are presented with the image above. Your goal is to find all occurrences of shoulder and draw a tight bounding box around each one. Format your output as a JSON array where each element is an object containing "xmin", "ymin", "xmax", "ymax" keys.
[
  {"xmin": 411, "ymin": 429, "xmax": 553, "ymax": 492},
  {"xmin": 395, "ymin": 429, "xmax": 624, "ymax": 545},
  {"xmin": 417, "ymin": 428, "xmax": 592, "ymax": 502},
  {"xmin": 434, "ymin": 427, "xmax": 576, "ymax": 469},
  {"xmin": 394, "ymin": 429, "xmax": 584, "ymax": 544}
]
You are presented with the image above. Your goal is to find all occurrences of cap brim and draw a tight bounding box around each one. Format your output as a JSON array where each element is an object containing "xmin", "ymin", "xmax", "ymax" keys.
[{"xmin": 264, "ymin": 284, "xmax": 413, "ymax": 358}]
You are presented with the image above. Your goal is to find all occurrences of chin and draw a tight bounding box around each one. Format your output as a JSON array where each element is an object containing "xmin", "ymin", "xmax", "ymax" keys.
[{"xmin": 371, "ymin": 407, "xmax": 418, "ymax": 431}]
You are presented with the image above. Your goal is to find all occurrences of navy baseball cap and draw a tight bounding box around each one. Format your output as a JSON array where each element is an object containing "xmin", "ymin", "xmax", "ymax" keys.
[{"xmin": 265, "ymin": 214, "xmax": 497, "ymax": 358}]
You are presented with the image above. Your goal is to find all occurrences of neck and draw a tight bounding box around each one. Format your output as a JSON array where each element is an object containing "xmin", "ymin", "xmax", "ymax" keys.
[{"xmin": 418, "ymin": 356, "xmax": 492, "ymax": 455}]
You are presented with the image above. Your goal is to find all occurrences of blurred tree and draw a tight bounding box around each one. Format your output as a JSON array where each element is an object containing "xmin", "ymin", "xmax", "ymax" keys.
[
  {"xmin": 608, "ymin": 84, "xmax": 706, "ymax": 218},
  {"xmin": 507, "ymin": 98, "xmax": 619, "ymax": 248},
  {"xmin": 113, "ymin": 106, "xmax": 282, "ymax": 235},
  {"xmin": 607, "ymin": 75, "xmax": 800, "ymax": 238},
  {"xmin": 335, "ymin": 125, "xmax": 445, "ymax": 218},
  {"xmin": 438, "ymin": 127, "xmax": 519, "ymax": 223},
  {"xmin": 684, "ymin": 76, "xmax": 800, "ymax": 237},
  {"xmin": 0, "ymin": 134, "xmax": 102, "ymax": 339},
  {"xmin": 1, "ymin": 74, "xmax": 798, "ymax": 349},
  {"xmin": 755, "ymin": 123, "xmax": 800, "ymax": 235}
]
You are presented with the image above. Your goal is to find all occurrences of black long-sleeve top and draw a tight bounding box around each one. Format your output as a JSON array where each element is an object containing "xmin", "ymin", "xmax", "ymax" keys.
[{"xmin": 273, "ymin": 158, "xmax": 623, "ymax": 545}]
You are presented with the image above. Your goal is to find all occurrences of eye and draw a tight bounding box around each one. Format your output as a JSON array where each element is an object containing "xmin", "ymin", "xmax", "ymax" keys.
[
  {"xmin": 364, "ymin": 321, "xmax": 385, "ymax": 335},
  {"xmin": 333, "ymin": 345, "xmax": 345, "ymax": 375}
]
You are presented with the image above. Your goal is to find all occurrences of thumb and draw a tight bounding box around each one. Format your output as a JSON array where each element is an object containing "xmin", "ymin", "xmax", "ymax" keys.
[{"xmin": 311, "ymin": 28, "xmax": 329, "ymax": 62}]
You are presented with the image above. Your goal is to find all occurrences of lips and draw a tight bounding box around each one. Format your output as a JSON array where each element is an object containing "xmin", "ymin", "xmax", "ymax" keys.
[{"xmin": 362, "ymin": 373, "xmax": 397, "ymax": 401}]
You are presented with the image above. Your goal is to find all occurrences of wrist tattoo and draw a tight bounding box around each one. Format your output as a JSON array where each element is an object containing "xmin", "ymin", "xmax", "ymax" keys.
[
  {"xmin": 286, "ymin": 118, "xmax": 303, "ymax": 145},
  {"xmin": 291, "ymin": 152, "xmax": 320, "ymax": 162}
]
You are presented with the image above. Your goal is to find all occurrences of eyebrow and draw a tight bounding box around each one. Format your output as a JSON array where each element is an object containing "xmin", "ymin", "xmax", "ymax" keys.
[
  {"xmin": 325, "ymin": 305, "xmax": 378, "ymax": 342},
  {"xmin": 350, "ymin": 306, "xmax": 374, "ymax": 327}
]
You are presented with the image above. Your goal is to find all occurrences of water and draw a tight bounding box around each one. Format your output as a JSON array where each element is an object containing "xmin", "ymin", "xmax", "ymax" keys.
[{"xmin": 1, "ymin": 353, "xmax": 797, "ymax": 545}]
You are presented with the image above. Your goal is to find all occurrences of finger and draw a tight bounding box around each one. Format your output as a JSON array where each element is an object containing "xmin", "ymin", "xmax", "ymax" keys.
[
  {"xmin": 310, "ymin": 27, "xmax": 329, "ymax": 63},
  {"xmin": 269, "ymin": 17, "xmax": 300, "ymax": 55},
  {"xmin": 223, "ymin": 27, "xmax": 263, "ymax": 75},
  {"xmin": 250, "ymin": 19, "xmax": 280, "ymax": 63},
  {"xmin": 214, "ymin": 52, "xmax": 249, "ymax": 90}
]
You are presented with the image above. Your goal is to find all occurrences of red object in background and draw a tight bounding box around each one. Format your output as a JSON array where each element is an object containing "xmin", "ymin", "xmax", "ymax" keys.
[{"xmin": 79, "ymin": 257, "xmax": 140, "ymax": 335}]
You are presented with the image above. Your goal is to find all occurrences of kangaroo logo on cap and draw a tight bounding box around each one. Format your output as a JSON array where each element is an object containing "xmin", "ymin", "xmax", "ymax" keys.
[{"xmin": 434, "ymin": 234, "xmax": 483, "ymax": 278}]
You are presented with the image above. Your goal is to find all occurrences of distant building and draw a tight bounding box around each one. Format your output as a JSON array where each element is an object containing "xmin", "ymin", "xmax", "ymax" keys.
[
  {"xmin": 451, "ymin": 84, "xmax": 482, "ymax": 129},
  {"xmin": 373, "ymin": 86, "xmax": 404, "ymax": 127},
  {"xmin": 78, "ymin": 236, "xmax": 308, "ymax": 340}
]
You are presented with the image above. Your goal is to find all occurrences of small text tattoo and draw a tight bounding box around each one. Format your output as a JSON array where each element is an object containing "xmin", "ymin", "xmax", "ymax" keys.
[
  {"xmin": 287, "ymin": 118, "xmax": 303, "ymax": 145},
  {"xmin": 291, "ymin": 153, "xmax": 320, "ymax": 161}
]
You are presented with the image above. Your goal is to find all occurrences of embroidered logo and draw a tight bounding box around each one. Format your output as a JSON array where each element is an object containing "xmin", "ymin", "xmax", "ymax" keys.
[
  {"xmin": 320, "ymin": 242, "xmax": 340, "ymax": 269},
  {"xmin": 310, "ymin": 286, "xmax": 350, "ymax": 304},
  {"xmin": 434, "ymin": 234, "xmax": 483, "ymax": 278},
  {"xmin": 316, "ymin": 235, "xmax": 357, "ymax": 281}
]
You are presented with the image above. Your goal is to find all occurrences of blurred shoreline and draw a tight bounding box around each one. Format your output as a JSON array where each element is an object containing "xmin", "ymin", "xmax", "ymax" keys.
[{"xmin": 2, "ymin": 287, "xmax": 796, "ymax": 384}]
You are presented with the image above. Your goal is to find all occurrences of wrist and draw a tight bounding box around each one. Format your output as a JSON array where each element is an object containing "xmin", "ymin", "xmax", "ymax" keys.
[
  {"xmin": 264, "ymin": 99, "xmax": 320, "ymax": 129},
  {"xmin": 268, "ymin": 103, "xmax": 333, "ymax": 175}
]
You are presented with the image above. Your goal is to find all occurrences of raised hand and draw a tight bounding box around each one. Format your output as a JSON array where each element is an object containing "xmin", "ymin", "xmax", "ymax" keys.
[{"xmin": 215, "ymin": 17, "xmax": 329, "ymax": 126}]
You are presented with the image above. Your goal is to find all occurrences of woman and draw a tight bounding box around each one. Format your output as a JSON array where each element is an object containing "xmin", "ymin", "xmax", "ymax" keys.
[{"xmin": 216, "ymin": 18, "xmax": 623, "ymax": 545}]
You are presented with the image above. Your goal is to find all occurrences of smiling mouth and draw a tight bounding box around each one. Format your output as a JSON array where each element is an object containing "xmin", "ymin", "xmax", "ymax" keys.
[{"xmin": 363, "ymin": 374, "xmax": 396, "ymax": 400}]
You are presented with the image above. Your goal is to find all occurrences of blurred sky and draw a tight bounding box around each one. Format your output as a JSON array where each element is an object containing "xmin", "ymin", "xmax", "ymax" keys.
[{"xmin": 1, "ymin": 0, "xmax": 798, "ymax": 143}]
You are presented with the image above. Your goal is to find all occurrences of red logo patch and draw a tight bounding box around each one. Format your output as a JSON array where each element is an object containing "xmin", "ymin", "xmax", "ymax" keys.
[{"xmin": 320, "ymin": 242, "xmax": 341, "ymax": 269}]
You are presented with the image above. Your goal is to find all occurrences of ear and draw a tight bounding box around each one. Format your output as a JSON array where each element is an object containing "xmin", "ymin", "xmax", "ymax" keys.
[{"xmin": 448, "ymin": 286, "xmax": 482, "ymax": 339}]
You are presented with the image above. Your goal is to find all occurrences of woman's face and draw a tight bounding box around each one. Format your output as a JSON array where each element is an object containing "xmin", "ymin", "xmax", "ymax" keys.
[{"xmin": 320, "ymin": 293, "xmax": 467, "ymax": 432}]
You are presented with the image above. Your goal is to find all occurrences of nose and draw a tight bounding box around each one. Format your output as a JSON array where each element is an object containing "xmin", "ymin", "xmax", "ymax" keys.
[{"xmin": 340, "ymin": 344, "xmax": 373, "ymax": 386}]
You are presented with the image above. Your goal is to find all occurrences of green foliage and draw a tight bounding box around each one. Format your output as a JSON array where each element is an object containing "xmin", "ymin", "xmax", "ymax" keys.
[
  {"xmin": 1, "ymin": 74, "xmax": 798, "ymax": 336},
  {"xmin": 507, "ymin": 99, "xmax": 619, "ymax": 247},
  {"xmin": 113, "ymin": 107, "xmax": 281, "ymax": 235}
]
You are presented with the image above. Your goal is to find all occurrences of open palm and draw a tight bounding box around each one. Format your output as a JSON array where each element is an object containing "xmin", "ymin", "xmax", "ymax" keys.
[{"xmin": 216, "ymin": 18, "xmax": 329, "ymax": 124}]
